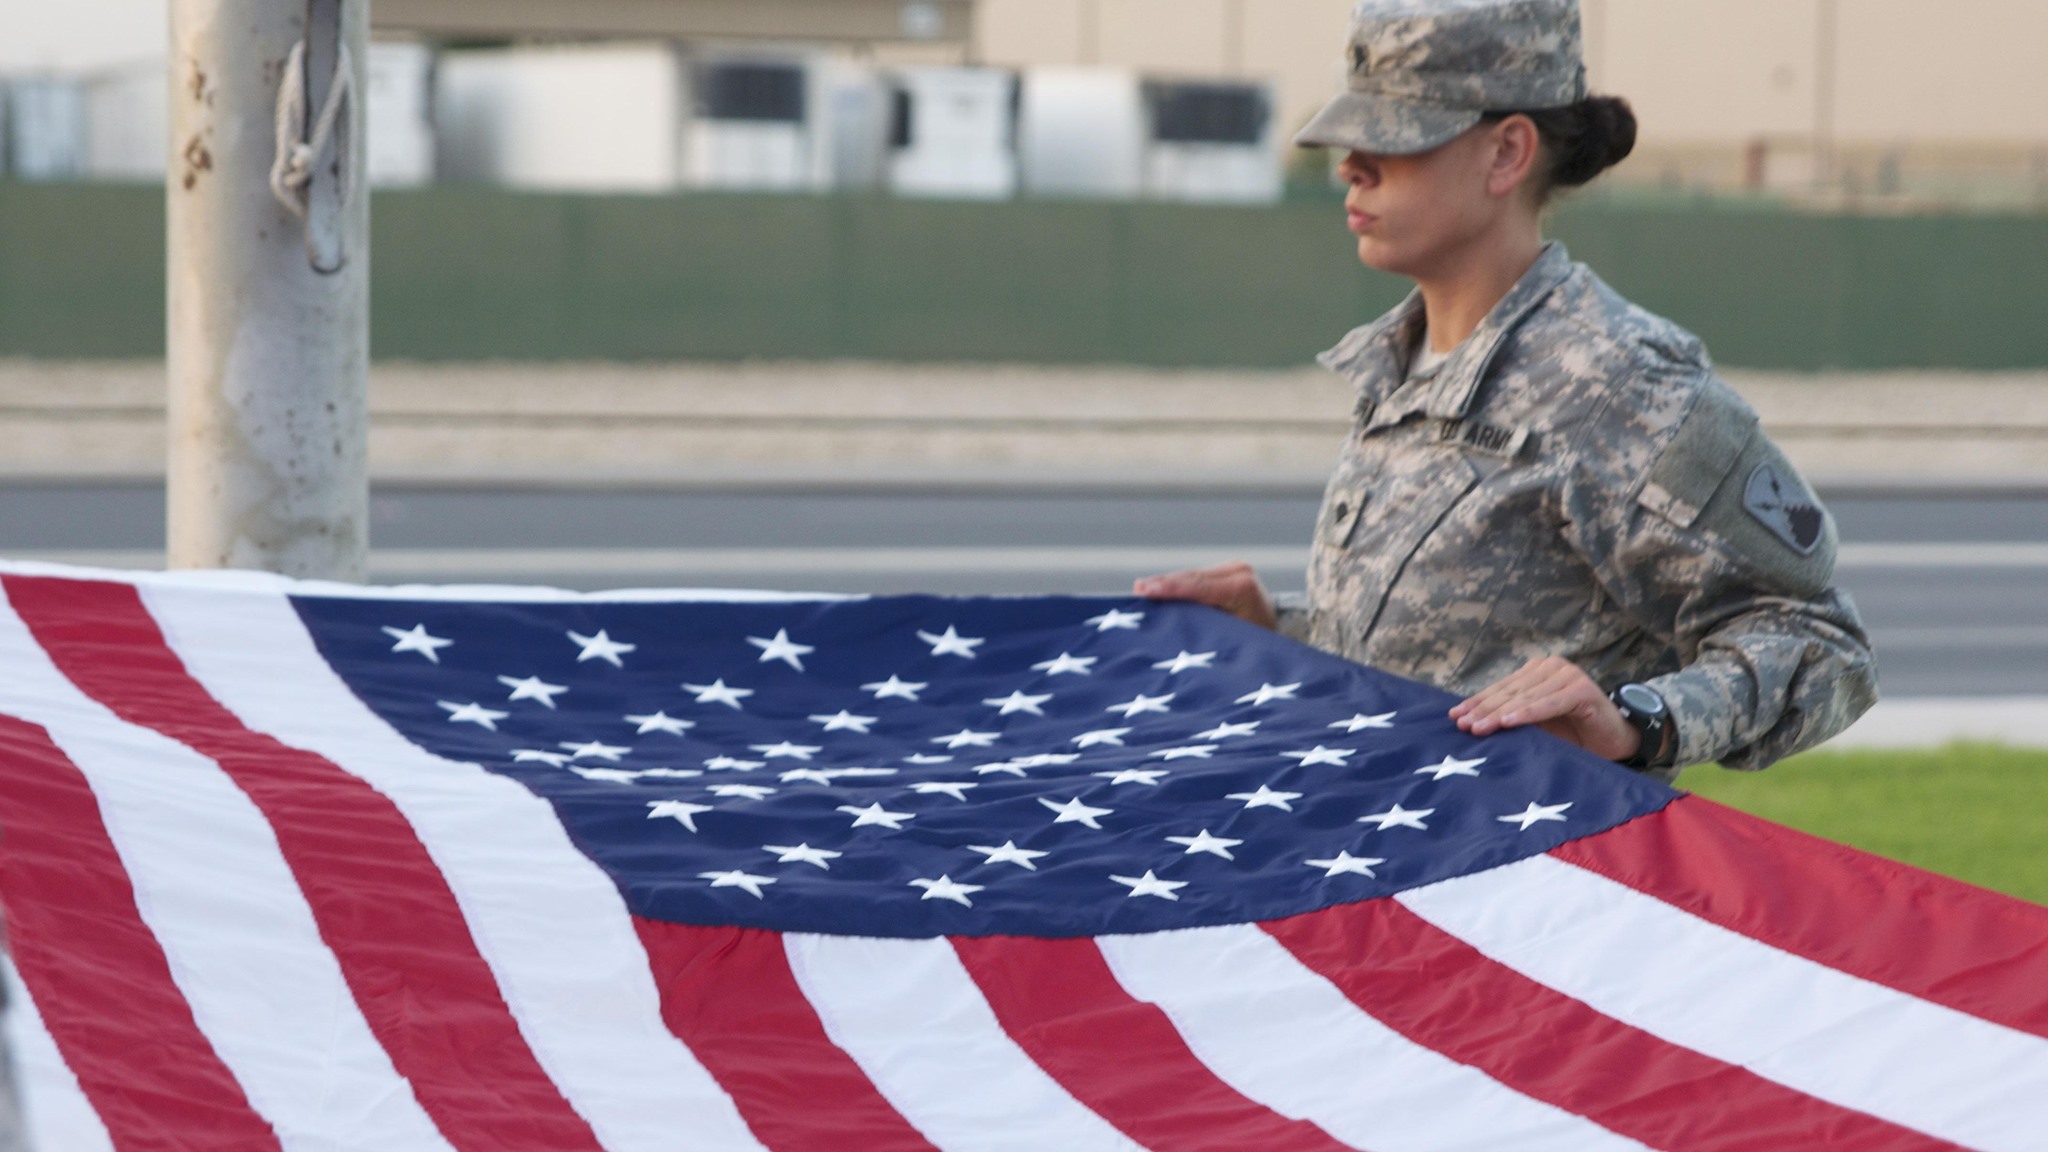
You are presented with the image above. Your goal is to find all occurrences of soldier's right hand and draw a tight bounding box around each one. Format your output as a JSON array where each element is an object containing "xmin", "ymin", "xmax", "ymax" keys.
[{"xmin": 1133, "ymin": 561, "xmax": 1279, "ymax": 632}]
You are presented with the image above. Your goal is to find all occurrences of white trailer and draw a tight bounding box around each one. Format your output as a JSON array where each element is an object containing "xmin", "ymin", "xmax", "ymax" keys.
[
  {"xmin": 435, "ymin": 42, "xmax": 684, "ymax": 192},
  {"xmin": 885, "ymin": 66, "xmax": 1018, "ymax": 200},
  {"xmin": 1140, "ymin": 80, "xmax": 1282, "ymax": 205}
]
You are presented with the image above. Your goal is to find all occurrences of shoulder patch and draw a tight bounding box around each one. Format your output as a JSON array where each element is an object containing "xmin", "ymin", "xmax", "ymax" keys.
[{"xmin": 1743, "ymin": 462, "xmax": 1826, "ymax": 555}]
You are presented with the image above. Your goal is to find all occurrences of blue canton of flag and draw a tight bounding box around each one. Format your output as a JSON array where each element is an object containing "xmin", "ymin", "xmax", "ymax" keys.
[{"xmin": 300, "ymin": 593, "xmax": 1674, "ymax": 938}]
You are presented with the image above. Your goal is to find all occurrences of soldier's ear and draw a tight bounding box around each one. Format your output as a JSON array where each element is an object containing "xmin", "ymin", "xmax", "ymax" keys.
[{"xmin": 1485, "ymin": 114, "xmax": 1543, "ymax": 201}]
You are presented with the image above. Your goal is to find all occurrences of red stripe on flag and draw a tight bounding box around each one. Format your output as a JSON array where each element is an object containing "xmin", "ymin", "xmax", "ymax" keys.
[
  {"xmin": 0, "ymin": 712, "xmax": 282, "ymax": 1152},
  {"xmin": 1264, "ymin": 896, "xmax": 1962, "ymax": 1152},
  {"xmin": 1554, "ymin": 796, "xmax": 2048, "ymax": 1041},
  {"xmin": 951, "ymin": 934, "xmax": 1358, "ymax": 1152},
  {"xmin": 5, "ymin": 575, "xmax": 604, "ymax": 1152},
  {"xmin": 633, "ymin": 918, "xmax": 938, "ymax": 1152}
]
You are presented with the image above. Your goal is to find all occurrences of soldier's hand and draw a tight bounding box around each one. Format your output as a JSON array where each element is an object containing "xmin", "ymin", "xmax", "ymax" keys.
[
  {"xmin": 1133, "ymin": 561, "xmax": 1279, "ymax": 631},
  {"xmin": 1449, "ymin": 656, "xmax": 1641, "ymax": 762}
]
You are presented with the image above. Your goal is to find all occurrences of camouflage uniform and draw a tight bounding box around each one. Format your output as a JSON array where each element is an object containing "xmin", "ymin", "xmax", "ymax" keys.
[{"xmin": 1277, "ymin": 243, "xmax": 1878, "ymax": 774}]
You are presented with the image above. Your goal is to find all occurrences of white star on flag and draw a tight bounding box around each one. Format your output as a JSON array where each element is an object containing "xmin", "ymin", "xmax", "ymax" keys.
[
  {"xmin": 933, "ymin": 729, "xmax": 1001, "ymax": 749},
  {"xmin": 1106, "ymin": 693, "xmax": 1175, "ymax": 718},
  {"xmin": 966, "ymin": 841, "xmax": 1049, "ymax": 870},
  {"xmin": 1195, "ymin": 720, "xmax": 1261, "ymax": 740},
  {"xmin": 682, "ymin": 679, "xmax": 753, "ymax": 709},
  {"xmin": 1283, "ymin": 745, "xmax": 1355, "ymax": 767},
  {"xmin": 862, "ymin": 675, "xmax": 927, "ymax": 701},
  {"xmin": 838, "ymin": 803, "xmax": 915, "ymax": 830},
  {"xmin": 510, "ymin": 749, "xmax": 569, "ymax": 766},
  {"xmin": 909, "ymin": 781, "xmax": 977, "ymax": 801},
  {"xmin": 699, "ymin": 870, "xmax": 774, "ymax": 898},
  {"xmin": 1071, "ymin": 727, "xmax": 1131, "ymax": 748},
  {"xmin": 917, "ymin": 626, "xmax": 984, "ymax": 658},
  {"xmin": 1094, "ymin": 768, "xmax": 1168, "ymax": 786},
  {"xmin": 903, "ymin": 753, "xmax": 953, "ymax": 765},
  {"xmin": 1152, "ymin": 651, "xmax": 1217, "ymax": 674},
  {"xmin": 1166, "ymin": 829, "xmax": 1243, "ymax": 860},
  {"xmin": 1226, "ymin": 784, "xmax": 1303, "ymax": 812},
  {"xmin": 1111, "ymin": 870, "xmax": 1187, "ymax": 900},
  {"xmin": 568, "ymin": 629, "xmax": 636, "ymax": 667},
  {"xmin": 648, "ymin": 800, "xmax": 714, "ymax": 832},
  {"xmin": 809, "ymin": 711, "xmax": 878, "ymax": 734},
  {"xmin": 984, "ymin": 691, "xmax": 1053, "ymax": 716},
  {"xmin": 498, "ymin": 674, "xmax": 569, "ymax": 709},
  {"xmin": 747, "ymin": 629, "xmax": 815, "ymax": 672},
  {"xmin": 1040, "ymin": 797, "xmax": 1113, "ymax": 829},
  {"xmin": 708, "ymin": 784, "xmax": 776, "ymax": 800},
  {"xmin": 780, "ymin": 767, "xmax": 896, "ymax": 785},
  {"xmin": 625, "ymin": 711, "xmax": 694, "ymax": 736},
  {"xmin": 1031, "ymin": 653, "xmax": 1097, "ymax": 676},
  {"xmin": 1149, "ymin": 744, "xmax": 1219, "ymax": 761},
  {"xmin": 910, "ymin": 876, "xmax": 984, "ymax": 907},
  {"xmin": 763, "ymin": 844, "xmax": 841, "ymax": 869},
  {"xmin": 749, "ymin": 741, "xmax": 822, "ymax": 761},
  {"xmin": 383, "ymin": 624, "xmax": 453, "ymax": 663},
  {"xmin": 1236, "ymin": 682, "xmax": 1302, "ymax": 707},
  {"xmin": 1416, "ymin": 755, "xmax": 1486, "ymax": 780},
  {"xmin": 1359, "ymin": 803, "xmax": 1435, "ymax": 831},
  {"xmin": 438, "ymin": 700, "xmax": 508, "ymax": 730},
  {"xmin": 1086, "ymin": 609, "xmax": 1145, "ymax": 631},
  {"xmin": 1331, "ymin": 712, "xmax": 1398, "ymax": 732},
  {"xmin": 702, "ymin": 756, "xmax": 765, "ymax": 771},
  {"xmin": 1305, "ymin": 851, "xmax": 1386, "ymax": 877},
  {"xmin": 561, "ymin": 740, "xmax": 630, "ymax": 761},
  {"xmin": 1499, "ymin": 801, "xmax": 1573, "ymax": 830}
]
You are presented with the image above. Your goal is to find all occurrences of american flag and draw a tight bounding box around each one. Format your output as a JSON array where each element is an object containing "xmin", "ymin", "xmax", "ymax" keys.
[{"xmin": 0, "ymin": 562, "xmax": 2042, "ymax": 1152}]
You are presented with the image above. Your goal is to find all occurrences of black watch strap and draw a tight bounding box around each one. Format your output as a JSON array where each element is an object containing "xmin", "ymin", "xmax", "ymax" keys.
[{"xmin": 1610, "ymin": 683, "xmax": 1673, "ymax": 770}]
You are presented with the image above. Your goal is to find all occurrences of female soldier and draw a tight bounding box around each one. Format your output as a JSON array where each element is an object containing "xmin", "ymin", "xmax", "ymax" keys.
[{"xmin": 1137, "ymin": 0, "xmax": 1876, "ymax": 780}]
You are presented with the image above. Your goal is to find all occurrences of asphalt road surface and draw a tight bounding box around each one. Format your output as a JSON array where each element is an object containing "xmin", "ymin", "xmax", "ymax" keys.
[{"xmin": 2, "ymin": 483, "xmax": 2043, "ymax": 697}]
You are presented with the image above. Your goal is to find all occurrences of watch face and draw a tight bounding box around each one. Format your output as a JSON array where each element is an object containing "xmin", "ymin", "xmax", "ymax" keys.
[{"xmin": 1617, "ymin": 683, "xmax": 1665, "ymax": 718}]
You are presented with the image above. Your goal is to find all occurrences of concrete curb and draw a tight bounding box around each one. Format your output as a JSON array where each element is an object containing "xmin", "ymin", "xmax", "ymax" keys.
[
  {"xmin": 4, "ymin": 360, "xmax": 2047, "ymax": 490},
  {"xmin": 1822, "ymin": 697, "xmax": 2048, "ymax": 750}
]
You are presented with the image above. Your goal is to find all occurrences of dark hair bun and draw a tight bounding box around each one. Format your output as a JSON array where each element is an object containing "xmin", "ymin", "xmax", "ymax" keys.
[{"xmin": 1551, "ymin": 95, "xmax": 1637, "ymax": 187}]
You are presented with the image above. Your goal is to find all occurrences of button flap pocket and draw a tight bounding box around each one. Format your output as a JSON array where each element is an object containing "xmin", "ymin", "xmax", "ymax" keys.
[{"xmin": 1320, "ymin": 486, "xmax": 1369, "ymax": 550}]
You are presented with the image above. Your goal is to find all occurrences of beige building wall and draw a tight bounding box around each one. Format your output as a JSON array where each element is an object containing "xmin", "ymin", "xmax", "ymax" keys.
[{"xmin": 977, "ymin": 0, "xmax": 2048, "ymax": 147}]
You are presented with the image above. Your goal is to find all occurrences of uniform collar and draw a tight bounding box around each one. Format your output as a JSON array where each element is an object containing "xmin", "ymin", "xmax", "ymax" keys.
[{"xmin": 1321, "ymin": 241, "xmax": 1577, "ymax": 424}]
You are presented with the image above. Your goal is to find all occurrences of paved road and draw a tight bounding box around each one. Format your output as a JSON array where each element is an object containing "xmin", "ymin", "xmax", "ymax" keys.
[{"xmin": 2, "ymin": 483, "xmax": 2043, "ymax": 696}]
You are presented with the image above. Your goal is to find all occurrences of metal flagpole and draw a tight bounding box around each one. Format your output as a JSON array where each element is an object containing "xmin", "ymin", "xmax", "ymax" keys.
[{"xmin": 166, "ymin": 0, "xmax": 370, "ymax": 581}]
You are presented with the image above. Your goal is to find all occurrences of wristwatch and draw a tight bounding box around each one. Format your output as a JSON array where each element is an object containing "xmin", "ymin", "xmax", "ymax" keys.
[{"xmin": 1609, "ymin": 683, "xmax": 1675, "ymax": 771}]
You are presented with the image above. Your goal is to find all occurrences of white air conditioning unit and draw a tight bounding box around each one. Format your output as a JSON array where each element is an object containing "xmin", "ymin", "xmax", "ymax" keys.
[
  {"xmin": 683, "ymin": 56, "xmax": 829, "ymax": 193},
  {"xmin": 885, "ymin": 67, "xmax": 1018, "ymax": 200},
  {"xmin": 1141, "ymin": 80, "xmax": 1282, "ymax": 205}
]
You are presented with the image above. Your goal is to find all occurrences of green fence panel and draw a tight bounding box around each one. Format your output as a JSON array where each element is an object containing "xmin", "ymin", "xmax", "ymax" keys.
[{"xmin": 4, "ymin": 180, "xmax": 2046, "ymax": 369}]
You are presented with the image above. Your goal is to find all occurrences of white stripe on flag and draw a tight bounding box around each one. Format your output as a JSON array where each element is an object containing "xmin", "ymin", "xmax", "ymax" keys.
[
  {"xmin": 1097, "ymin": 925, "xmax": 1651, "ymax": 1152},
  {"xmin": 0, "ymin": 585, "xmax": 455, "ymax": 1152},
  {"xmin": 784, "ymin": 934, "xmax": 1147, "ymax": 1152},
  {"xmin": 1, "ymin": 958, "xmax": 114, "ymax": 1152},
  {"xmin": 141, "ymin": 583, "xmax": 771, "ymax": 1152},
  {"xmin": 1398, "ymin": 854, "xmax": 2048, "ymax": 1152}
]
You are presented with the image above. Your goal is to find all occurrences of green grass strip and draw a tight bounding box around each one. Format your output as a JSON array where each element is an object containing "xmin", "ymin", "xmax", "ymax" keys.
[{"xmin": 1680, "ymin": 743, "xmax": 2048, "ymax": 907}]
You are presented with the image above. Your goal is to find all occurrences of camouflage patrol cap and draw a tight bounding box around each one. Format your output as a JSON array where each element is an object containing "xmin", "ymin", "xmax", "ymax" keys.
[{"xmin": 1296, "ymin": 0, "xmax": 1588, "ymax": 156}]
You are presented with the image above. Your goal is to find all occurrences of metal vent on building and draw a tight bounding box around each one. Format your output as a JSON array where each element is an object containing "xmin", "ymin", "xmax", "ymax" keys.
[
  {"xmin": 1144, "ymin": 82, "xmax": 1269, "ymax": 146},
  {"xmin": 699, "ymin": 62, "xmax": 807, "ymax": 123}
]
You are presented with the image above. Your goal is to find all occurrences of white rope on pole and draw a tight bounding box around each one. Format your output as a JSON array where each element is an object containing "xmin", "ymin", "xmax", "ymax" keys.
[{"xmin": 268, "ymin": 39, "xmax": 355, "ymax": 221}]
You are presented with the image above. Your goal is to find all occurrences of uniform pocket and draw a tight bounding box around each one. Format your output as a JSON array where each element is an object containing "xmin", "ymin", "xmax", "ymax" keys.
[{"xmin": 1320, "ymin": 485, "xmax": 1369, "ymax": 550}]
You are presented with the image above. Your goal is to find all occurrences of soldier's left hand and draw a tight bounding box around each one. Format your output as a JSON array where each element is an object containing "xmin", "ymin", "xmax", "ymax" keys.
[{"xmin": 1449, "ymin": 656, "xmax": 1641, "ymax": 762}]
